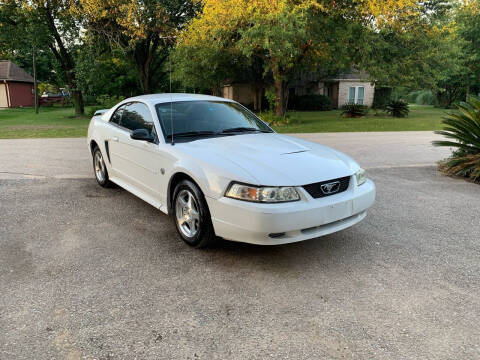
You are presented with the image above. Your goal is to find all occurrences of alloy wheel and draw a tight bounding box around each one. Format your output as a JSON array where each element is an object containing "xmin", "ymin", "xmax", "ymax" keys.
[
  {"xmin": 94, "ymin": 150, "xmax": 106, "ymax": 183},
  {"xmin": 175, "ymin": 189, "xmax": 200, "ymax": 238}
]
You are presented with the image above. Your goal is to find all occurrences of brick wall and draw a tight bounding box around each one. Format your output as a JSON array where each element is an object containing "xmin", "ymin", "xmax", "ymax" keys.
[{"xmin": 338, "ymin": 81, "xmax": 375, "ymax": 107}]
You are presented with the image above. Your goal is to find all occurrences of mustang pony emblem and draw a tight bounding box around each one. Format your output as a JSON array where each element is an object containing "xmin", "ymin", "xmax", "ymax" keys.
[{"xmin": 320, "ymin": 181, "xmax": 341, "ymax": 195}]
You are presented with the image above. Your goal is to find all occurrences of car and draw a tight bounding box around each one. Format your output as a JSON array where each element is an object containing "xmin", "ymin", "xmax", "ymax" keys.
[{"xmin": 87, "ymin": 93, "xmax": 375, "ymax": 247}]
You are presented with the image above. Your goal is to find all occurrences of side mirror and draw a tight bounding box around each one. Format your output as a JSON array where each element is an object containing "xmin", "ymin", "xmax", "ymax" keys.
[{"xmin": 131, "ymin": 128, "xmax": 155, "ymax": 143}]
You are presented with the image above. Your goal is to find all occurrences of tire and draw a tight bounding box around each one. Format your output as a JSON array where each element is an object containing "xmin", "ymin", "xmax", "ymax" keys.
[
  {"xmin": 92, "ymin": 146, "xmax": 113, "ymax": 188},
  {"xmin": 172, "ymin": 179, "xmax": 216, "ymax": 248}
]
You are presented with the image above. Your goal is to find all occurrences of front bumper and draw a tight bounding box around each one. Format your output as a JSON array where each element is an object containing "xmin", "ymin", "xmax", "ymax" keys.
[{"xmin": 207, "ymin": 179, "xmax": 375, "ymax": 245}]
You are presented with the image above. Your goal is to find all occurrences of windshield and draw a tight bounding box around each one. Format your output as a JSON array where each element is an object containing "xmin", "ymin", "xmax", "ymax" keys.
[{"xmin": 155, "ymin": 101, "xmax": 272, "ymax": 142}]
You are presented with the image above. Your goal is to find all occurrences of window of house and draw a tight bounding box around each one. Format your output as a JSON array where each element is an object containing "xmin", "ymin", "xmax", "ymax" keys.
[
  {"xmin": 357, "ymin": 87, "xmax": 365, "ymax": 105},
  {"xmin": 348, "ymin": 86, "xmax": 365, "ymax": 105},
  {"xmin": 348, "ymin": 87, "xmax": 356, "ymax": 104}
]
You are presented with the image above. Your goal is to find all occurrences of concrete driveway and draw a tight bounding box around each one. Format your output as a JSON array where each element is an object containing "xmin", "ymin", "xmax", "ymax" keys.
[{"xmin": 1, "ymin": 132, "xmax": 479, "ymax": 360}]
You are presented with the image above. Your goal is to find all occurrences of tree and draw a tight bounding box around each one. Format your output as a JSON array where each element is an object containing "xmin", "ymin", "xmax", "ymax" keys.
[
  {"xmin": 75, "ymin": 36, "xmax": 141, "ymax": 98},
  {"xmin": 171, "ymin": 42, "xmax": 242, "ymax": 95},
  {"xmin": 0, "ymin": 2, "xmax": 56, "ymax": 92},
  {"xmin": 174, "ymin": 0, "xmax": 422, "ymax": 116},
  {"xmin": 78, "ymin": 0, "xmax": 199, "ymax": 94},
  {"xmin": 1, "ymin": 0, "xmax": 85, "ymax": 115},
  {"xmin": 356, "ymin": 0, "xmax": 475, "ymax": 107},
  {"xmin": 456, "ymin": 1, "xmax": 480, "ymax": 98}
]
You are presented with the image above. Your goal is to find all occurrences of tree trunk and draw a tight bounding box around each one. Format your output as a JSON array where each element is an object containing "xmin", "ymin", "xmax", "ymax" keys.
[
  {"xmin": 212, "ymin": 84, "xmax": 220, "ymax": 97},
  {"xmin": 43, "ymin": 6, "xmax": 84, "ymax": 115},
  {"xmin": 134, "ymin": 36, "xmax": 160, "ymax": 94},
  {"xmin": 274, "ymin": 79, "xmax": 286, "ymax": 117},
  {"xmin": 63, "ymin": 67, "xmax": 84, "ymax": 116},
  {"xmin": 466, "ymin": 84, "xmax": 470, "ymax": 100},
  {"xmin": 140, "ymin": 68, "xmax": 150, "ymax": 94},
  {"xmin": 135, "ymin": 57, "xmax": 150, "ymax": 94},
  {"xmin": 253, "ymin": 84, "xmax": 262, "ymax": 112},
  {"xmin": 71, "ymin": 90, "xmax": 84, "ymax": 116}
]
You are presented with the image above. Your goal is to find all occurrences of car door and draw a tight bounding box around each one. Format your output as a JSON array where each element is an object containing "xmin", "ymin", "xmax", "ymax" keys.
[
  {"xmin": 109, "ymin": 102, "xmax": 163, "ymax": 202},
  {"xmin": 106, "ymin": 104, "xmax": 129, "ymax": 179}
]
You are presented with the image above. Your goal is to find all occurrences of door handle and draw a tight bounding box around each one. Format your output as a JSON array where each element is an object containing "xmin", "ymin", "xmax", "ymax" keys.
[{"xmin": 112, "ymin": 136, "xmax": 119, "ymax": 142}]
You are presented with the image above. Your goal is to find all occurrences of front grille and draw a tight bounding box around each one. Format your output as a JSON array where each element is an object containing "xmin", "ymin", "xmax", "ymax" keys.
[{"xmin": 302, "ymin": 176, "xmax": 350, "ymax": 199}]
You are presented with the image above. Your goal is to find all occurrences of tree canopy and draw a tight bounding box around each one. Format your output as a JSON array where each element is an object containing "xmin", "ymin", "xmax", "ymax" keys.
[{"xmin": 0, "ymin": 0, "xmax": 479, "ymax": 114}]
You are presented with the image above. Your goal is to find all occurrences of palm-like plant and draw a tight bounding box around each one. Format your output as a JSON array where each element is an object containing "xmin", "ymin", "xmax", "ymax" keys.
[
  {"xmin": 385, "ymin": 99, "xmax": 409, "ymax": 117},
  {"xmin": 433, "ymin": 96, "xmax": 480, "ymax": 182},
  {"xmin": 341, "ymin": 103, "xmax": 368, "ymax": 118}
]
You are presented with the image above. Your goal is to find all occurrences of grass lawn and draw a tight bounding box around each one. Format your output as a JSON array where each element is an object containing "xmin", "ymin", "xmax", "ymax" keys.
[
  {"xmin": 0, "ymin": 104, "xmax": 449, "ymax": 139},
  {"xmin": 0, "ymin": 106, "xmax": 90, "ymax": 139},
  {"xmin": 273, "ymin": 104, "xmax": 449, "ymax": 133}
]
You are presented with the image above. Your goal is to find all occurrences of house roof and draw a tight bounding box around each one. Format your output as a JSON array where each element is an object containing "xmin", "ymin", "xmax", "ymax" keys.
[
  {"xmin": 288, "ymin": 69, "xmax": 374, "ymax": 88},
  {"xmin": 330, "ymin": 69, "xmax": 371, "ymax": 81},
  {"xmin": 0, "ymin": 60, "xmax": 34, "ymax": 83}
]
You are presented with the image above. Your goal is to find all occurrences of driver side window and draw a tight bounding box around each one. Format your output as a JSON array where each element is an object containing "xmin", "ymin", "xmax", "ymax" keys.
[
  {"xmin": 109, "ymin": 102, "xmax": 157, "ymax": 140},
  {"xmin": 121, "ymin": 102, "xmax": 155, "ymax": 134}
]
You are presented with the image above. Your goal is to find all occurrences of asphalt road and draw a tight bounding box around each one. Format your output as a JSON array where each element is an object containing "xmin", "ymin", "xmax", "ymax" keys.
[{"xmin": 1, "ymin": 133, "xmax": 479, "ymax": 359}]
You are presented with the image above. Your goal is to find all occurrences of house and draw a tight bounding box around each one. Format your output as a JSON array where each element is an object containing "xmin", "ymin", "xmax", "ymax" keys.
[
  {"xmin": 221, "ymin": 69, "xmax": 375, "ymax": 109},
  {"xmin": 0, "ymin": 60, "xmax": 34, "ymax": 108},
  {"xmin": 289, "ymin": 69, "xmax": 375, "ymax": 108},
  {"xmin": 222, "ymin": 83, "xmax": 262, "ymax": 110}
]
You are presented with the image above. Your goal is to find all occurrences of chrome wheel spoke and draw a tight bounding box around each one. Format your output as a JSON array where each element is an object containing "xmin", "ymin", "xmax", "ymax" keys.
[
  {"xmin": 187, "ymin": 217, "xmax": 194, "ymax": 230},
  {"xmin": 190, "ymin": 209, "xmax": 199, "ymax": 222},
  {"xmin": 175, "ymin": 189, "xmax": 201, "ymax": 238},
  {"xmin": 178, "ymin": 196, "xmax": 188, "ymax": 208},
  {"xmin": 187, "ymin": 193, "xmax": 193, "ymax": 211}
]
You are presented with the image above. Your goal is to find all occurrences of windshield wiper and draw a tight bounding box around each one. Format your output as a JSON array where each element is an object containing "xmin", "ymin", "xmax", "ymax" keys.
[
  {"xmin": 166, "ymin": 131, "xmax": 218, "ymax": 139},
  {"xmin": 220, "ymin": 127, "xmax": 270, "ymax": 134}
]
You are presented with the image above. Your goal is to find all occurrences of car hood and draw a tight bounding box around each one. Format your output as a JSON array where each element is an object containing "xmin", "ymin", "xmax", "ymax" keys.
[{"xmin": 177, "ymin": 133, "xmax": 359, "ymax": 186}]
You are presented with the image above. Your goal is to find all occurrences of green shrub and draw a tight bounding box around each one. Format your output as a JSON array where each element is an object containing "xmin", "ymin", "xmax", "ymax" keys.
[
  {"xmin": 61, "ymin": 96, "xmax": 73, "ymax": 107},
  {"xmin": 257, "ymin": 111, "xmax": 301, "ymax": 126},
  {"xmin": 85, "ymin": 94, "xmax": 125, "ymax": 117},
  {"xmin": 407, "ymin": 90, "xmax": 435, "ymax": 105},
  {"xmin": 385, "ymin": 99, "xmax": 409, "ymax": 117},
  {"xmin": 96, "ymin": 94, "xmax": 125, "ymax": 109},
  {"xmin": 415, "ymin": 90, "xmax": 435, "ymax": 105},
  {"xmin": 372, "ymin": 87, "xmax": 392, "ymax": 109},
  {"xmin": 38, "ymin": 82, "xmax": 58, "ymax": 95},
  {"xmin": 83, "ymin": 95, "xmax": 98, "ymax": 106},
  {"xmin": 341, "ymin": 103, "xmax": 368, "ymax": 118},
  {"xmin": 265, "ymin": 88, "xmax": 277, "ymax": 112},
  {"xmin": 288, "ymin": 94, "xmax": 332, "ymax": 111},
  {"xmin": 433, "ymin": 96, "xmax": 480, "ymax": 182}
]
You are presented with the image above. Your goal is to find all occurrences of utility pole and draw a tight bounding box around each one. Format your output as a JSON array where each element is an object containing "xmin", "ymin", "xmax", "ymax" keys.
[{"xmin": 33, "ymin": 48, "xmax": 38, "ymax": 114}]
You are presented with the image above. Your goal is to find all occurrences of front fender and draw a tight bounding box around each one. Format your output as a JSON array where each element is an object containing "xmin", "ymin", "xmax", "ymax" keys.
[{"xmin": 169, "ymin": 159, "xmax": 229, "ymax": 200}]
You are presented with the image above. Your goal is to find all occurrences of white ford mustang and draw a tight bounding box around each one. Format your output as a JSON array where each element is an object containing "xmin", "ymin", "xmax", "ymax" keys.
[{"xmin": 88, "ymin": 94, "xmax": 375, "ymax": 247}]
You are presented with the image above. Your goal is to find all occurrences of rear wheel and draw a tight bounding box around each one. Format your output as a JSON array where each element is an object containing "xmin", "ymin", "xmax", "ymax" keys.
[
  {"xmin": 92, "ymin": 146, "xmax": 112, "ymax": 187},
  {"xmin": 172, "ymin": 180, "xmax": 216, "ymax": 248}
]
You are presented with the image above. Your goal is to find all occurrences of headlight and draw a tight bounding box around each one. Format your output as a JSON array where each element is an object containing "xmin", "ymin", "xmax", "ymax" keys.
[
  {"xmin": 225, "ymin": 183, "xmax": 300, "ymax": 203},
  {"xmin": 355, "ymin": 168, "xmax": 366, "ymax": 186}
]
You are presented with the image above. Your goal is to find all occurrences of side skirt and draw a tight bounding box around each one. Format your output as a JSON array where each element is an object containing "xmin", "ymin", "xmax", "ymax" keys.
[{"xmin": 109, "ymin": 176, "xmax": 168, "ymax": 215}]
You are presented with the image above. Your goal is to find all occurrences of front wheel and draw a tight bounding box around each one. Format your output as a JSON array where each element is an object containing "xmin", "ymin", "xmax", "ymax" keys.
[{"xmin": 172, "ymin": 180, "xmax": 216, "ymax": 248}]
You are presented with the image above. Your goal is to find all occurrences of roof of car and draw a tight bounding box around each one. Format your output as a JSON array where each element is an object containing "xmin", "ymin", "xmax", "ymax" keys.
[{"xmin": 125, "ymin": 93, "xmax": 234, "ymax": 105}]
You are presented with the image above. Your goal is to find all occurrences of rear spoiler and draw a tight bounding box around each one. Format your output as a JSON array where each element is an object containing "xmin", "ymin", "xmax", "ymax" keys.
[{"xmin": 93, "ymin": 109, "xmax": 109, "ymax": 117}]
